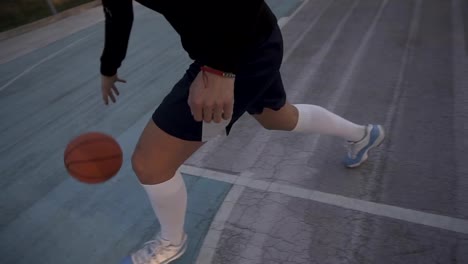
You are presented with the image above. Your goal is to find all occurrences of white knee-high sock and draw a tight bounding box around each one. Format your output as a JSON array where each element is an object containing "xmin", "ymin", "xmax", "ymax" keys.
[
  {"xmin": 142, "ymin": 170, "xmax": 186, "ymax": 245},
  {"xmin": 292, "ymin": 104, "xmax": 366, "ymax": 142}
]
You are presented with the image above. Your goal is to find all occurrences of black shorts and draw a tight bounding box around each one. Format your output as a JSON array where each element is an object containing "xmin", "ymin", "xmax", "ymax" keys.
[{"xmin": 153, "ymin": 24, "xmax": 286, "ymax": 142}]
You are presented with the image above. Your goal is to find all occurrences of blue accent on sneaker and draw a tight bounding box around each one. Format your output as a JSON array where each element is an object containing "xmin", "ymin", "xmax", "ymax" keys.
[{"xmin": 344, "ymin": 124, "xmax": 384, "ymax": 168}]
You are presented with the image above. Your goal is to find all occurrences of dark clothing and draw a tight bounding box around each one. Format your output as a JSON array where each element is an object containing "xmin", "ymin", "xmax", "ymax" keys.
[
  {"xmin": 153, "ymin": 24, "xmax": 286, "ymax": 141},
  {"xmin": 100, "ymin": 0, "xmax": 278, "ymax": 76}
]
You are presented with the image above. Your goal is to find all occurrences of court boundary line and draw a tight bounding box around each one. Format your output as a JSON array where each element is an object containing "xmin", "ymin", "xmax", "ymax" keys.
[
  {"xmin": 187, "ymin": 162, "xmax": 468, "ymax": 263},
  {"xmin": 180, "ymin": 164, "xmax": 468, "ymax": 235}
]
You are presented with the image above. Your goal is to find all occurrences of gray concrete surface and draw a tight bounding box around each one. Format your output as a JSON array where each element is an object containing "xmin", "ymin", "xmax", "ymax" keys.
[
  {"xmin": 0, "ymin": 3, "xmax": 105, "ymax": 64},
  {"xmin": 188, "ymin": 0, "xmax": 468, "ymax": 262},
  {"xmin": 213, "ymin": 188, "xmax": 468, "ymax": 264},
  {"xmin": 189, "ymin": 0, "xmax": 468, "ymax": 218},
  {"xmin": 1, "ymin": 0, "xmax": 468, "ymax": 263}
]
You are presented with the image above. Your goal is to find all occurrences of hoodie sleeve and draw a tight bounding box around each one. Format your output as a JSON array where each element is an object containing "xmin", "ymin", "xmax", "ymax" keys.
[{"xmin": 100, "ymin": 0, "xmax": 134, "ymax": 76}]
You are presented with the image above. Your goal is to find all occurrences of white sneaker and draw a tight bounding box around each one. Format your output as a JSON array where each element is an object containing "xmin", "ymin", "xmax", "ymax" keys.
[
  {"xmin": 344, "ymin": 124, "xmax": 385, "ymax": 168},
  {"xmin": 120, "ymin": 233, "xmax": 188, "ymax": 264}
]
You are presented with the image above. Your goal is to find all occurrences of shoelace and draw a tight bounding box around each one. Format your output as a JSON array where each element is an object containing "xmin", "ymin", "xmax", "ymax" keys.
[
  {"xmin": 346, "ymin": 127, "xmax": 369, "ymax": 159},
  {"xmin": 133, "ymin": 238, "xmax": 169, "ymax": 264},
  {"xmin": 346, "ymin": 142, "xmax": 358, "ymax": 159}
]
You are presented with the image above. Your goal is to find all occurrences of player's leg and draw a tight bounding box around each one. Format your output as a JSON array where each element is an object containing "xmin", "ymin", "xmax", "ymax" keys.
[
  {"xmin": 122, "ymin": 127, "xmax": 201, "ymax": 264},
  {"xmin": 253, "ymin": 102, "xmax": 368, "ymax": 141},
  {"xmin": 122, "ymin": 19, "xmax": 292, "ymax": 264},
  {"xmin": 121, "ymin": 52, "xmax": 275, "ymax": 263},
  {"xmin": 121, "ymin": 120, "xmax": 202, "ymax": 264},
  {"xmin": 121, "ymin": 64, "xmax": 207, "ymax": 264},
  {"xmin": 250, "ymin": 85, "xmax": 385, "ymax": 168}
]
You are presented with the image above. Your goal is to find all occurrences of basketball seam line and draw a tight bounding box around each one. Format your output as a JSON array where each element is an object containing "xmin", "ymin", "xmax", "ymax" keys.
[{"xmin": 65, "ymin": 154, "xmax": 123, "ymax": 167}]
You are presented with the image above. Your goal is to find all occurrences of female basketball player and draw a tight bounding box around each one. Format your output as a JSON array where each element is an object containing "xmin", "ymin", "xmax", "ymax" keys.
[{"xmin": 99, "ymin": 0, "xmax": 385, "ymax": 263}]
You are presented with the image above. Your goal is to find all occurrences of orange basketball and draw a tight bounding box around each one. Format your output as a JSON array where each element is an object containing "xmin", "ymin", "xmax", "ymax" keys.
[{"xmin": 64, "ymin": 132, "xmax": 123, "ymax": 184}]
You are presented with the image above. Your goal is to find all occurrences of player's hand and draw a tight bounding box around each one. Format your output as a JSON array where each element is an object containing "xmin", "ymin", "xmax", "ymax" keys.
[
  {"xmin": 188, "ymin": 70, "xmax": 234, "ymax": 123},
  {"xmin": 101, "ymin": 74, "xmax": 126, "ymax": 105}
]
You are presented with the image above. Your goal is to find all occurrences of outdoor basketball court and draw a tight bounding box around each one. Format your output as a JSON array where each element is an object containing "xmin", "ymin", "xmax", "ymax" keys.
[{"xmin": 1, "ymin": 0, "xmax": 467, "ymax": 263}]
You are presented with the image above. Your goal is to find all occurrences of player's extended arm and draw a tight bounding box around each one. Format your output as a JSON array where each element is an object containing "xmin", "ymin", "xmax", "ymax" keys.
[{"xmin": 100, "ymin": 0, "xmax": 134, "ymax": 77}]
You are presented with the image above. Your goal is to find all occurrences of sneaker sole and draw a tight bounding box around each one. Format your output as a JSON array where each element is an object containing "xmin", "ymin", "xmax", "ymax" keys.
[
  {"xmin": 161, "ymin": 237, "xmax": 188, "ymax": 264},
  {"xmin": 346, "ymin": 125, "xmax": 385, "ymax": 168}
]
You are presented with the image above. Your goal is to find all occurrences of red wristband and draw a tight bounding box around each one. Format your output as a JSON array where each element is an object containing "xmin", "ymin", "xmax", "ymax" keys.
[{"xmin": 201, "ymin": 66, "xmax": 236, "ymax": 78}]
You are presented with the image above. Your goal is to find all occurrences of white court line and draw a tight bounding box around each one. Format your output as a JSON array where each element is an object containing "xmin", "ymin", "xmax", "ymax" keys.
[
  {"xmin": 0, "ymin": 34, "xmax": 92, "ymax": 92},
  {"xmin": 194, "ymin": 184, "xmax": 246, "ymax": 264},
  {"xmin": 282, "ymin": 0, "xmax": 334, "ymax": 63},
  {"xmin": 180, "ymin": 164, "xmax": 468, "ymax": 236},
  {"xmin": 277, "ymin": 0, "xmax": 310, "ymax": 28}
]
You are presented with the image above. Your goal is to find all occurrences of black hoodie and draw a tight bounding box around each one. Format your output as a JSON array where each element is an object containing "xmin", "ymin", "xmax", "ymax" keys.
[{"xmin": 100, "ymin": 0, "xmax": 277, "ymax": 76}]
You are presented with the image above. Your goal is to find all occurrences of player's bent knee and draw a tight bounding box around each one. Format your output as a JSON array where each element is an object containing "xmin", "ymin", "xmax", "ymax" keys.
[
  {"xmin": 131, "ymin": 150, "xmax": 176, "ymax": 185},
  {"xmin": 259, "ymin": 121, "xmax": 279, "ymax": 131},
  {"xmin": 254, "ymin": 104, "xmax": 298, "ymax": 131}
]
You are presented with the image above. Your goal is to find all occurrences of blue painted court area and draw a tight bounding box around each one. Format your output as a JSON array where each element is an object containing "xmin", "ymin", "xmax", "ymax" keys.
[
  {"xmin": 0, "ymin": 173, "xmax": 231, "ymax": 264},
  {"xmin": 177, "ymin": 175, "xmax": 232, "ymax": 264},
  {"xmin": 267, "ymin": 0, "xmax": 302, "ymax": 18}
]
